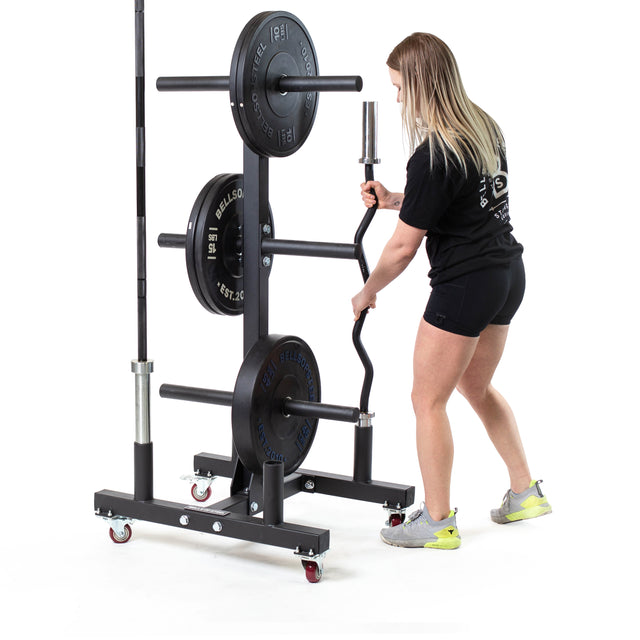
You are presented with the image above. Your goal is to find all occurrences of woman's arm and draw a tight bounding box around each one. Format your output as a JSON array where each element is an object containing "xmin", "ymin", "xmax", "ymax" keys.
[
  {"xmin": 352, "ymin": 219, "xmax": 426, "ymax": 319},
  {"xmin": 361, "ymin": 181, "xmax": 404, "ymax": 210}
]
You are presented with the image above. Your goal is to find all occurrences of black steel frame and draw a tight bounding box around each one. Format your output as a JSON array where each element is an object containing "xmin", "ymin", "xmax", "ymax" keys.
[{"xmin": 94, "ymin": 1, "xmax": 414, "ymax": 569}]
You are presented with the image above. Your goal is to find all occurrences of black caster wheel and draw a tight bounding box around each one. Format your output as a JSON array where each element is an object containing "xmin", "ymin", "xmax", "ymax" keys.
[
  {"xmin": 191, "ymin": 484, "xmax": 212, "ymax": 502},
  {"xmin": 109, "ymin": 524, "xmax": 132, "ymax": 544}
]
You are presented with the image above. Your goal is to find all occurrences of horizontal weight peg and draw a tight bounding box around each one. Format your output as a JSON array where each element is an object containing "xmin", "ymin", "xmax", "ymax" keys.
[
  {"xmin": 277, "ymin": 75, "xmax": 362, "ymax": 93},
  {"xmin": 159, "ymin": 383, "xmax": 359, "ymax": 423},
  {"xmin": 283, "ymin": 399, "xmax": 359, "ymax": 423},
  {"xmin": 159, "ymin": 384, "xmax": 233, "ymax": 406},
  {"xmin": 260, "ymin": 238, "xmax": 362, "ymax": 260},
  {"xmin": 159, "ymin": 233, "xmax": 361, "ymax": 260},
  {"xmin": 156, "ymin": 76, "xmax": 230, "ymax": 91},
  {"xmin": 157, "ymin": 234, "xmax": 186, "ymax": 249},
  {"xmin": 157, "ymin": 75, "xmax": 361, "ymax": 94}
]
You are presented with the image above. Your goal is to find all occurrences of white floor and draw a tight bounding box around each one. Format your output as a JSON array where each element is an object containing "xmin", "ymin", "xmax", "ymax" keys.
[{"xmin": 3, "ymin": 466, "xmax": 631, "ymax": 640}]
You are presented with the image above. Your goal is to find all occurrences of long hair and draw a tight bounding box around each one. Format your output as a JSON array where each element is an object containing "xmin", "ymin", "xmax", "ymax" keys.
[{"xmin": 387, "ymin": 33, "xmax": 504, "ymax": 175}]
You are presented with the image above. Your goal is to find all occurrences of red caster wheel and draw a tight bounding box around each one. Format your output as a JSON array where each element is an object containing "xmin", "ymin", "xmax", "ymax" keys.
[
  {"xmin": 302, "ymin": 560, "xmax": 323, "ymax": 584},
  {"xmin": 109, "ymin": 524, "xmax": 132, "ymax": 544},
  {"xmin": 390, "ymin": 514, "xmax": 404, "ymax": 527},
  {"xmin": 191, "ymin": 484, "xmax": 212, "ymax": 502}
]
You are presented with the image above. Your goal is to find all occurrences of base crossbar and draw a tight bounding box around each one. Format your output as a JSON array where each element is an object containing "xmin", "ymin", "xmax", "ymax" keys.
[{"xmin": 94, "ymin": 489, "xmax": 330, "ymax": 556}]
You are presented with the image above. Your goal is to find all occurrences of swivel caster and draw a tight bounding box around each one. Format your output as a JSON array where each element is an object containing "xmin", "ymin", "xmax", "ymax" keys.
[
  {"xmin": 109, "ymin": 523, "xmax": 132, "ymax": 544},
  {"xmin": 302, "ymin": 560, "xmax": 323, "ymax": 583},
  {"xmin": 383, "ymin": 502, "xmax": 408, "ymax": 527},
  {"xmin": 389, "ymin": 513, "xmax": 404, "ymax": 527},
  {"xmin": 296, "ymin": 549, "xmax": 325, "ymax": 583},
  {"xmin": 190, "ymin": 483, "xmax": 212, "ymax": 502},
  {"xmin": 181, "ymin": 472, "xmax": 215, "ymax": 502},
  {"xmin": 96, "ymin": 510, "xmax": 134, "ymax": 544}
]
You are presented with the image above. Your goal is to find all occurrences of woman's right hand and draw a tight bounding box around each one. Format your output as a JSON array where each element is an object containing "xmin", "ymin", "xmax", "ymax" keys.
[{"xmin": 360, "ymin": 181, "xmax": 399, "ymax": 210}]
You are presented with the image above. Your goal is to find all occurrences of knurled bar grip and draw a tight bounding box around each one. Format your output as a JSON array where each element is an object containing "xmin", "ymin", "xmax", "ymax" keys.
[
  {"xmin": 156, "ymin": 75, "xmax": 362, "ymax": 93},
  {"xmin": 159, "ymin": 384, "xmax": 360, "ymax": 423}
]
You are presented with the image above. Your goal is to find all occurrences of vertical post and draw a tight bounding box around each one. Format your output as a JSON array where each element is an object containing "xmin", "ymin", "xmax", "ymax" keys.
[
  {"xmin": 242, "ymin": 146, "xmax": 270, "ymax": 355},
  {"xmin": 133, "ymin": 0, "xmax": 153, "ymax": 501},
  {"xmin": 263, "ymin": 461, "xmax": 284, "ymax": 526}
]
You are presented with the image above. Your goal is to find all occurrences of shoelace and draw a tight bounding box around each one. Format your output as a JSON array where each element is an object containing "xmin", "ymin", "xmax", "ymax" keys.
[
  {"xmin": 501, "ymin": 479, "xmax": 544, "ymax": 506},
  {"xmin": 405, "ymin": 503, "xmax": 458, "ymax": 525},
  {"xmin": 405, "ymin": 502, "xmax": 426, "ymax": 526}
]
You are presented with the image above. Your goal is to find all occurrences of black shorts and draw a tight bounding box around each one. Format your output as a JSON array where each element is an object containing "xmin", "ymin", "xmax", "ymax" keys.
[{"xmin": 424, "ymin": 257, "xmax": 525, "ymax": 338}]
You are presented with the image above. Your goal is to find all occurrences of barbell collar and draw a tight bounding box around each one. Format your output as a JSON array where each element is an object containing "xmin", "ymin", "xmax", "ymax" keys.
[{"xmin": 156, "ymin": 76, "xmax": 230, "ymax": 92}]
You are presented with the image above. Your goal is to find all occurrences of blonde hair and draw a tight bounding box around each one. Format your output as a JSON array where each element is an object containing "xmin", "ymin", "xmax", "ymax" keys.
[{"xmin": 387, "ymin": 33, "xmax": 504, "ymax": 176}]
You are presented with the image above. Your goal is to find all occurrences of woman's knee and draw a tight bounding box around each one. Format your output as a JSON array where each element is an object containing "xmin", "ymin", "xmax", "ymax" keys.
[
  {"xmin": 456, "ymin": 379, "xmax": 491, "ymax": 408},
  {"xmin": 411, "ymin": 386, "xmax": 449, "ymax": 415}
]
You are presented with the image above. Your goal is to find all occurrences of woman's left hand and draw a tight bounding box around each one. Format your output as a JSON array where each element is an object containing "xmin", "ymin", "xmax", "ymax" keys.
[{"xmin": 352, "ymin": 289, "xmax": 377, "ymax": 321}]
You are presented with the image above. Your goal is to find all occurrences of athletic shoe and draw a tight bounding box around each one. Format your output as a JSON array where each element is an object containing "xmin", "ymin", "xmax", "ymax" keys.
[
  {"xmin": 491, "ymin": 479, "xmax": 552, "ymax": 524},
  {"xmin": 380, "ymin": 503, "xmax": 461, "ymax": 549}
]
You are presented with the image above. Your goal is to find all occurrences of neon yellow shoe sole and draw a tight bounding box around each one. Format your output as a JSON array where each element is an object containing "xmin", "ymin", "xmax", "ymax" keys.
[
  {"xmin": 505, "ymin": 504, "xmax": 552, "ymax": 522},
  {"xmin": 491, "ymin": 480, "xmax": 552, "ymax": 524},
  {"xmin": 425, "ymin": 536, "xmax": 462, "ymax": 550}
]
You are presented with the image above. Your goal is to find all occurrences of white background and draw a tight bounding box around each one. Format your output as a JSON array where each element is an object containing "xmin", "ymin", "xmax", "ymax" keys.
[{"xmin": 1, "ymin": 0, "xmax": 638, "ymax": 638}]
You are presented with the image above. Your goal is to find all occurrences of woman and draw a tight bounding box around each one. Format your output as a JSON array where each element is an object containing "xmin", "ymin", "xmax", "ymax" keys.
[{"xmin": 352, "ymin": 33, "xmax": 551, "ymax": 549}]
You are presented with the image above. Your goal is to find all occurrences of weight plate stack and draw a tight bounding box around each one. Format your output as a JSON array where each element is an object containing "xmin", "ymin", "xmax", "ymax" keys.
[
  {"xmin": 232, "ymin": 335, "xmax": 321, "ymax": 475},
  {"xmin": 230, "ymin": 11, "xmax": 319, "ymax": 158},
  {"xmin": 185, "ymin": 173, "xmax": 274, "ymax": 315}
]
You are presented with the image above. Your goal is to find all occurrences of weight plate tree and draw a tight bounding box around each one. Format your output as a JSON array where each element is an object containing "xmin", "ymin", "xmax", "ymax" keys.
[
  {"xmin": 94, "ymin": 4, "xmax": 415, "ymax": 584},
  {"xmin": 232, "ymin": 334, "xmax": 320, "ymax": 475},
  {"xmin": 185, "ymin": 173, "xmax": 274, "ymax": 315},
  {"xmin": 230, "ymin": 12, "xmax": 319, "ymax": 157}
]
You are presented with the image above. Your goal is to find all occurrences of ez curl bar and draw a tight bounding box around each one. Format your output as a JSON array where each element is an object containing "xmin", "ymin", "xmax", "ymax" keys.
[{"xmin": 94, "ymin": 3, "xmax": 414, "ymax": 583}]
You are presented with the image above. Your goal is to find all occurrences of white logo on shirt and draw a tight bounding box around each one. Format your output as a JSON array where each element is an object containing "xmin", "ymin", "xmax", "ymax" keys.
[{"xmin": 479, "ymin": 159, "xmax": 509, "ymax": 223}]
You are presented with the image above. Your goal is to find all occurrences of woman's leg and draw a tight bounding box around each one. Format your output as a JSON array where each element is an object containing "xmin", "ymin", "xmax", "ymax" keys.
[
  {"xmin": 412, "ymin": 319, "xmax": 479, "ymax": 522},
  {"xmin": 456, "ymin": 324, "xmax": 531, "ymax": 493}
]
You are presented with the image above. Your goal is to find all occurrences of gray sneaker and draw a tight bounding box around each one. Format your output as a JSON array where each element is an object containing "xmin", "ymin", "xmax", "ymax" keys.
[
  {"xmin": 380, "ymin": 503, "xmax": 461, "ymax": 549},
  {"xmin": 491, "ymin": 479, "xmax": 552, "ymax": 524}
]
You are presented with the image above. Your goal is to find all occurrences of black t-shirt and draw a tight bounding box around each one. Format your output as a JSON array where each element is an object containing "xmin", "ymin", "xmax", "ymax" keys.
[{"xmin": 399, "ymin": 142, "xmax": 523, "ymax": 286}]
